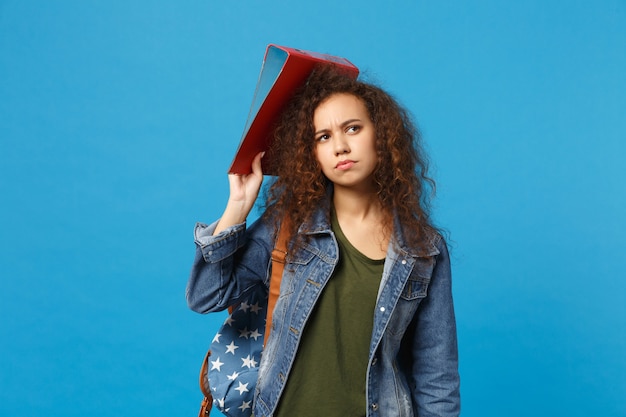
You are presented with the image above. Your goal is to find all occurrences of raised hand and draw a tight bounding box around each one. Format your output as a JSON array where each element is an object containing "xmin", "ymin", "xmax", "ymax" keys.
[{"xmin": 213, "ymin": 152, "xmax": 264, "ymax": 235}]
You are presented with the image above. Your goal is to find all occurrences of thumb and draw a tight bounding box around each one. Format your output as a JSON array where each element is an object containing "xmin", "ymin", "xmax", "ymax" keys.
[{"xmin": 251, "ymin": 151, "xmax": 265, "ymax": 177}]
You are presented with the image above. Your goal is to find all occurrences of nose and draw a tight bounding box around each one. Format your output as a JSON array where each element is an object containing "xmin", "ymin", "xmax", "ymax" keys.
[{"xmin": 333, "ymin": 133, "xmax": 350, "ymax": 155}]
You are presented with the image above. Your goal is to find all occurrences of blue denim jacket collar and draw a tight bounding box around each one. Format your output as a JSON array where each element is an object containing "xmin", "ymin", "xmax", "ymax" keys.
[{"xmin": 298, "ymin": 196, "xmax": 441, "ymax": 260}]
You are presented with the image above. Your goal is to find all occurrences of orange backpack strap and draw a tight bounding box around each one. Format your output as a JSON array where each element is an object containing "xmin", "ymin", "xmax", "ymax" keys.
[
  {"xmin": 265, "ymin": 219, "xmax": 290, "ymax": 346},
  {"xmin": 198, "ymin": 350, "xmax": 212, "ymax": 416}
]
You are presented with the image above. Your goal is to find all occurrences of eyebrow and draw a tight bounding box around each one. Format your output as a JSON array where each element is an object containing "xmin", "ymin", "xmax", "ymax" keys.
[{"xmin": 314, "ymin": 119, "xmax": 362, "ymax": 136}]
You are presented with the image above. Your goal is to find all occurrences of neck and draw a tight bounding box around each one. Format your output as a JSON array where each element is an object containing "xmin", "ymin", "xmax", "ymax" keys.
[
  {"xmin": 332, "ymin": 185, "xmax": 383, "ymax": 221},
  {"xmin": 331, "ymin": 185, "xmax": 391, "ymax": 259}
]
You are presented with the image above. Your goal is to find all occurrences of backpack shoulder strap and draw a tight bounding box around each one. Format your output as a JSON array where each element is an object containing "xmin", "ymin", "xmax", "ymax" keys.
[
  {"xmin": 198, "ymin": 350, "xmax": 212, "ymax": 416},
  {"xmin": 265, "ymin": 219, "xmax": 289, "ymax": 346}
]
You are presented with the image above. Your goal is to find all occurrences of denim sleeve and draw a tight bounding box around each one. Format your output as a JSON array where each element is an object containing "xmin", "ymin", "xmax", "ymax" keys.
[
  {"xmin": 185, "ymin": 217, "xmax": 273, "ymax": 314},
  {"xmin": 411, "ymin": 238, "xmax": 461, "ymax": 417}
]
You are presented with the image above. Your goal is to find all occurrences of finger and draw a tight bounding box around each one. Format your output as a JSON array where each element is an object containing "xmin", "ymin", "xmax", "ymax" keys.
[{"xmin": 251, "ymin": 152, "xmax": 265, "ymax": 177}]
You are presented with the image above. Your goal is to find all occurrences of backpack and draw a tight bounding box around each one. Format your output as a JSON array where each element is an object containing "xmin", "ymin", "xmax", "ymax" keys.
[{"xmin": 197, "ymin": 224, "xmax": 288, "ymax": 416}]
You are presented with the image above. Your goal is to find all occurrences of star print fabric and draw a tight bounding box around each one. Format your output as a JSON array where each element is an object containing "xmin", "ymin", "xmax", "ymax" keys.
[{"xmin": 208, "ymin": 286, "xmax": 266, "ymax": 417}]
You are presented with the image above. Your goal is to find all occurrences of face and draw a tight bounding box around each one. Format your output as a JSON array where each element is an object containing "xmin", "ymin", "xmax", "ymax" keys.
[{"xmin": 313, "ymin": 93, "xmax": 378, "ymax": 191}]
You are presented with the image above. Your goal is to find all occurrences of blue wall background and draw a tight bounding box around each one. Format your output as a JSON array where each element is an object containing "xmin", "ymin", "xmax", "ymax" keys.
[{"xmin": 1, "ymin": 1, "xmax": 624, "ymax": 416}]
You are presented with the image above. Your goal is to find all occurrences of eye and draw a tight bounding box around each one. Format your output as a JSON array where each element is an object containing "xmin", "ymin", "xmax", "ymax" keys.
[
  {"xmin": 346, "ymin": 125, "xmax": 361, "ymax": 134},
  {"xmin": 316, "ymin": 133, "xmax": 330, "ymax": 142}
]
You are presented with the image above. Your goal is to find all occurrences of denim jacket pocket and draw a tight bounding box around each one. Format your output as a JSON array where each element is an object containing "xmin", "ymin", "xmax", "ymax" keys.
[
  {"xmin": 386, "ymin": 257, "xmax": 436, "ymax": 338},
  {"xmin": 280, "ymin": 246, "xmax": 318, "ymax": 296},
  {"xmin": 400, "ymin": 257, "xmax": 435, "ymax": 300}
]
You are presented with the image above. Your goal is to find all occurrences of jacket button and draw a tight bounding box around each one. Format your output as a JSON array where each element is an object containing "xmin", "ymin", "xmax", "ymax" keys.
[{"xmin": 371, "ymin": 403, "xmax": 379, "ymax": 411}]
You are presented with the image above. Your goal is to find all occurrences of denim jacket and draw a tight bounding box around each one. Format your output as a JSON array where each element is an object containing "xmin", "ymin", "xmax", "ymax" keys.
[{"xmin": 187, "ymin": 207, "xmax": 460, "ymax": 417}]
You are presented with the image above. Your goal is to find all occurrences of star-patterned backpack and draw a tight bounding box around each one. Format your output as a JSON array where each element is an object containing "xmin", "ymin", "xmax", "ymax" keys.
[{"xmin": 198, "ymin": 224, "xmax": 287, "ymax": 417}]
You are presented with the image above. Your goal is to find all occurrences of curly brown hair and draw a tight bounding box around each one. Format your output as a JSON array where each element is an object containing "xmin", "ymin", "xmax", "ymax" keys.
[{"xmin": 263, "ymin": 64, "xmax": 437, "ymax": 253}]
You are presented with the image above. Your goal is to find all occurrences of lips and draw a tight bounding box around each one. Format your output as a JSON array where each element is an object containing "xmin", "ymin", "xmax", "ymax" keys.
[{"xmin": 335, "ymin": 160, "xmax": 355, "ymax": 170}]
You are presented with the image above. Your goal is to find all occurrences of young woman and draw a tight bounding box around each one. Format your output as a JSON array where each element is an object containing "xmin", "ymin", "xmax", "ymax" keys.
[{"xmin": 187, "ymin": 65, "xmax": 460, "ymax": 417}]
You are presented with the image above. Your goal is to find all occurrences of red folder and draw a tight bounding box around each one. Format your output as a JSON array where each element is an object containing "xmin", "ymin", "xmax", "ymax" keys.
[{"xmin": 228, "ymin": 44, "xmax": 359, "ymax": 175}]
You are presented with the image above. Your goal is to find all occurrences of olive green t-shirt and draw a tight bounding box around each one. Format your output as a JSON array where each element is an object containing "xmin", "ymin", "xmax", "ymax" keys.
[{"xmin": 274, "ymin": 212, "xmax": 384, "ymax": 417}]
